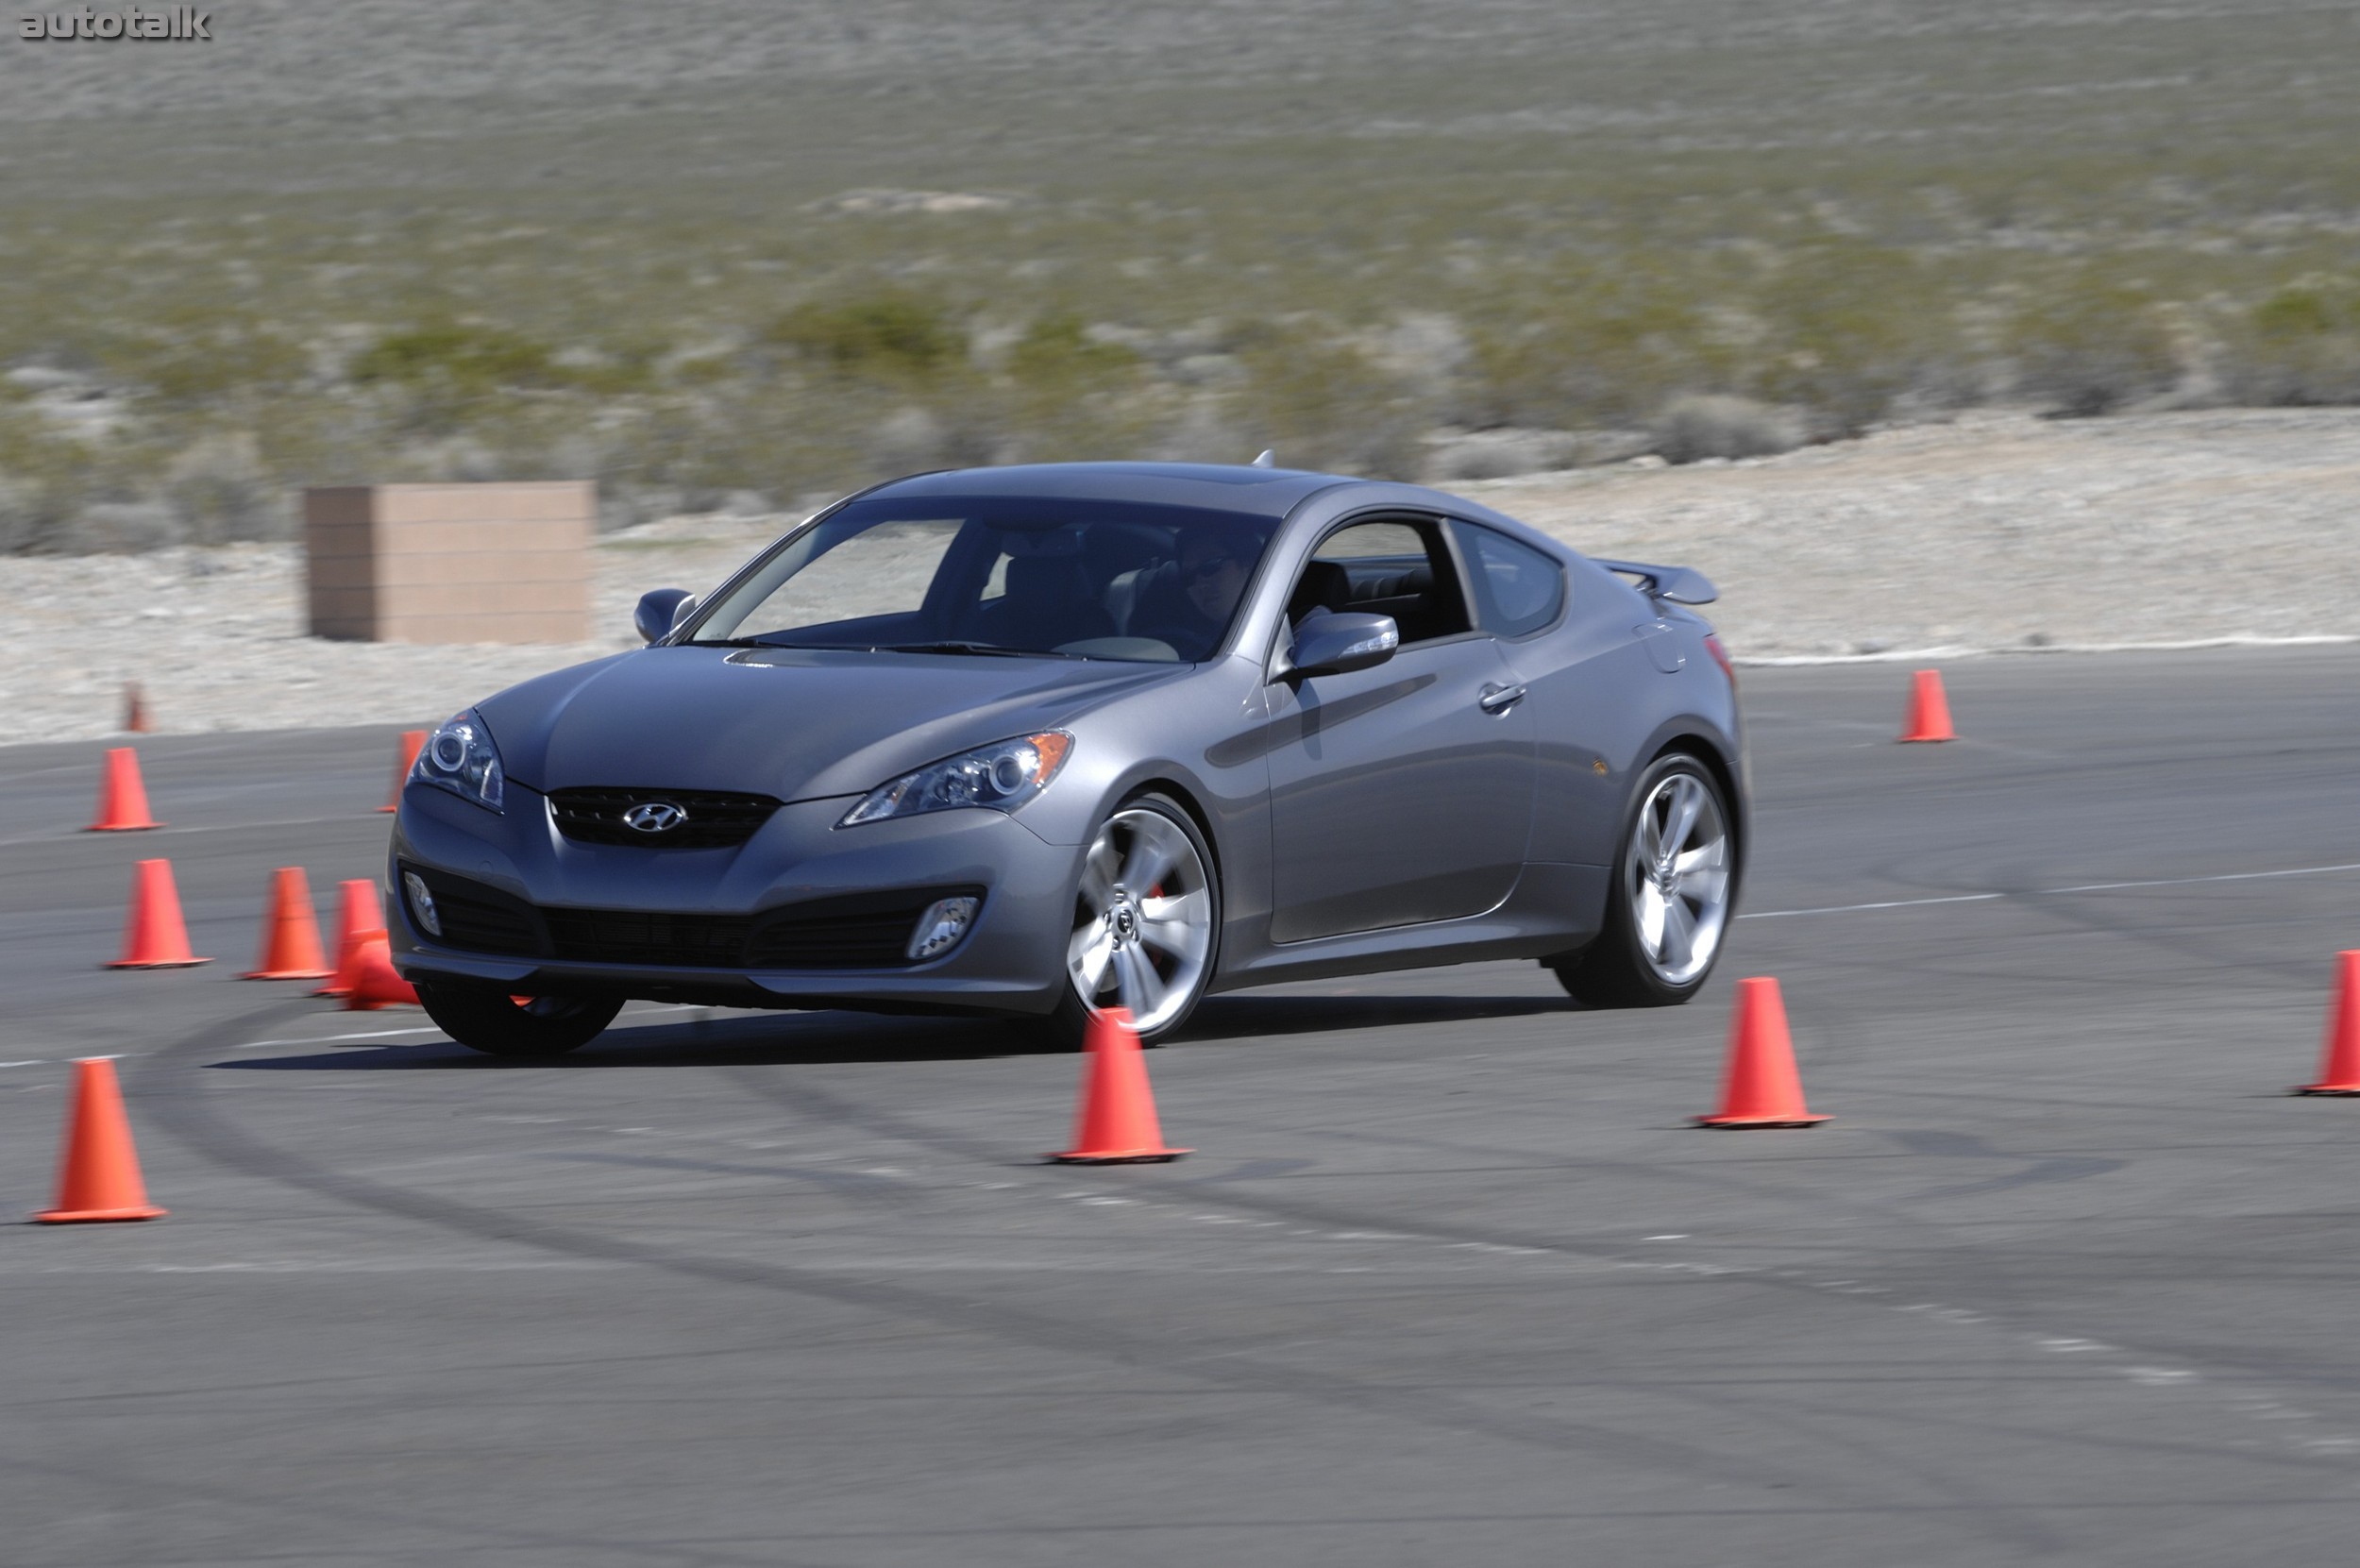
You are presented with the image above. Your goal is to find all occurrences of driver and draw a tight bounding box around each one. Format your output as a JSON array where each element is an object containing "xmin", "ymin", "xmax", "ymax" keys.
[{"xmin": 1137, "ymin": 531, "xmax": 1250, "ymax": 655}]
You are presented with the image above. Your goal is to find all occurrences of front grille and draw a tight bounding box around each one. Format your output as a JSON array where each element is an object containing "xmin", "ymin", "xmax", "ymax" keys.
[{"xmin": 547, "ymin": 787, "xmax": 783, "ymax": 850}]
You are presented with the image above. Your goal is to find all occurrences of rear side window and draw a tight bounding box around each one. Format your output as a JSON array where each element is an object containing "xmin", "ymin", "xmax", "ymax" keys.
[{"xmin": 1452, "ymin": 521, "xmax": 1565, "ymax": 637}]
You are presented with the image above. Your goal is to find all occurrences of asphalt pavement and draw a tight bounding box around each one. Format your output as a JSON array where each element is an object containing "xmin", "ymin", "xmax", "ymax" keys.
[{"xmin": 5, "ymin": 646, "xmax": 2360, "ymax": 1567}]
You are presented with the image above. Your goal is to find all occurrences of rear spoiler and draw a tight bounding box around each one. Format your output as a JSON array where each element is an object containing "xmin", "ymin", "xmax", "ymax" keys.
[{"xmin": 1594, "ymin": 558, "xmax": 1718, "ymax": 606}]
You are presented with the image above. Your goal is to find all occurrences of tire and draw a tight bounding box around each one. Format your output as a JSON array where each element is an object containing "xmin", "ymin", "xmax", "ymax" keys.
[
  {"xmin": 1038, "ymin": 791, "xmax": 1222, "ymax": 1050},
  {"xmin": 414, "ymin": 981, "xmax": 624, "ymax": 1057},
  {"xmin": 1549, "ymin": 751, "xmax": 1737, "ymax": 1008}
]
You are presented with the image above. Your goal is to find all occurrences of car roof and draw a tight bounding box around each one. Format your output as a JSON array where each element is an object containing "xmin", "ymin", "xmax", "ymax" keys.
[
  {"xmin": 858, "ymin": 464, "xmax": 1582, "ymax": 567},
  {"xmin": 866, "ymin": 462, "xmax": 1351, "ymax": 520}
]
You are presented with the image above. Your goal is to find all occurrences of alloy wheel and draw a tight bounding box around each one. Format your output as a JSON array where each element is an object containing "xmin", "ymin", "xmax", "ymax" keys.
[
  {"xmin": 1066, "ymin": 806, "xmax": 1214, "ymax": 1035},
  {"xmin": 1623, "ymin": 769, "xmax": 1731, "ymax": 987}
]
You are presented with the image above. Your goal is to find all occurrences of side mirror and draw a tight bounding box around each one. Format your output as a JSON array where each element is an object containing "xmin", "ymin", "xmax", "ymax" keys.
[
  {"xmin": 1278, "ymin": 611, "xmax": 1399, "ymax": 680},
  {"xmin": 634, "ymin": 587, "xmax": 697, "ymax": 645}
]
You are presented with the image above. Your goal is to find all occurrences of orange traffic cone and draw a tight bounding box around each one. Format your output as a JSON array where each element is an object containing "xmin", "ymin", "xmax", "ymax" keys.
[
  {"xmin": 314, "ymin": 880, "xmax": 386, "ymax": 998},
  {"xmin": 106, "ymin": 859, "xmax": 210, "ymax": 969},
  {"xmin": 86, "ymin": 747, "xmax": 162, "ymax": 832},
  {"xmin": 341, "ymin": 930, "xmax": 419, "ymax": 1010},
  {"xmin": 123, "ymin": 682, "xmax": 150, "ymax": 733},
  {"xmin": 244, "ymin": 867, "xmax": 332, "ymax": 980},
  {"xmin": 379, "ymin": 730, "xmax": 427, "ymax": 813},
  {"xmin": 1694, "ymin": 977, "xmax": 1829, "ymax": 1128},
  {"xmin": 2296, "ymin": 951, "xmax": 2360, "ymax": 1096},
  {"xmin": 1900, "ymin": 668, "xmax": 1956, "ymax": 743},
  {"xmin": 1051, "ymin": 1008, "xmax": 1189, "ymax": 1163},
  {"xmin": 36, "ymin": 1058, "xmax": 166, "ymax": 1223}
]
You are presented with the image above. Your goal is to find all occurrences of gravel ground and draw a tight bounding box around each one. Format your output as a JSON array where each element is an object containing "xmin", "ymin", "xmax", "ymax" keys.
[
  {"xmin": 2, "ymin": 407, "xmax": 2353, "ymax": 743},
  {"xmin": 1471, "ymin": 407, "xmax": 2360, "ymax": 663}
]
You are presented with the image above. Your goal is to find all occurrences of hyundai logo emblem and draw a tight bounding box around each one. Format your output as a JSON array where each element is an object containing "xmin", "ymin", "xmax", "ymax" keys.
[{"xmin": 621, "ymin": 801, "xmax": 689, "ymax": 834}]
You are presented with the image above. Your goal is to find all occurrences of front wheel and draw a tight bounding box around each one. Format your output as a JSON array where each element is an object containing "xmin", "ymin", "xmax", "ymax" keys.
[
  {"xmin": 414, "ymin": 982, "xmax": 624, "ymax": 1056},
  {"xmin": 1040, "ymin": 793, "xmax": 1222, "ymax": 1049},
  {"xmin": 1549, "ymin": 752, "xmax": 1736, "ymax": 1008}
]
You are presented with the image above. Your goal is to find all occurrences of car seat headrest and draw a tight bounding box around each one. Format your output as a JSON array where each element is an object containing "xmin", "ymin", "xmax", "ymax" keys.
[{"xmin": 1287, "ymin": 560, "xmax": 1354, "ymax": 623}]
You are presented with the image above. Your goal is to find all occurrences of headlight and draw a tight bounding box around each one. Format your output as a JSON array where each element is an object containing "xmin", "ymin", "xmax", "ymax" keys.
[
  {"xmin": 839, "ymin": 732, "xmax": 1072, "ymax": 827},
  {"xmin": 410, "ymin": 710, "xmax": 505, "ymax": 813}
]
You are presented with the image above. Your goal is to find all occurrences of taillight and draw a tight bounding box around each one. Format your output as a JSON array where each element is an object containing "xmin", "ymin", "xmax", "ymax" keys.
[{"xmin": 1703, "ymin": 633, "xmax": 1737, "ymax": 690}]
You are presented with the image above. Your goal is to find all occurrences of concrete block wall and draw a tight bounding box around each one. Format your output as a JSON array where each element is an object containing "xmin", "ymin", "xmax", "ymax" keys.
[{"xmin": 304, "ymin": 482, "xmax": 595, "ymax": 643}]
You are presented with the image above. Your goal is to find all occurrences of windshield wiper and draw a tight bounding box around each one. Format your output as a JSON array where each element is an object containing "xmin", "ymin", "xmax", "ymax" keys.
[
  {"xmin": 873, "ymin": 641, "xmax": 1070, "ymax": 659},
  {"xmin": 685, "ymin": 636, "xmax": 812, "ymax": 649}
]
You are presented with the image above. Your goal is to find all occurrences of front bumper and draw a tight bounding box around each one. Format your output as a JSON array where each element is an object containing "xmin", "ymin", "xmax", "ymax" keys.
[{"xmin": 387, "ymin": 781, "xmax": 1080, "ymax": 1017}]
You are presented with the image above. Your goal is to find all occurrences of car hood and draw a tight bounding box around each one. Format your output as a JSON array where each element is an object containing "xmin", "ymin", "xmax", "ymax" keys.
[{"xmin": 477, "ymin": 646, "xmax": 1186, "ymax": 801}]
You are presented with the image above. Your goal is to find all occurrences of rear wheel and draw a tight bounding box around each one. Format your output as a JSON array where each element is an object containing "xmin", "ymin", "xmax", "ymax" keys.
[
  {"xmin": 1549, "ymin": 752, "xmax": 1735, "ymax": 1008},
  {"xmin": 1040, "ymin": 793, "xmax": 1221, "ymax": 1049},
  {"xmin": 414, "ymin": 982, "xmax": 623, "ymax": 1056}
]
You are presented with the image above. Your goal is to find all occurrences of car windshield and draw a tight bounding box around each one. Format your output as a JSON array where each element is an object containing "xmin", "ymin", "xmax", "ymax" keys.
[{"xmin": 682, "ymin": 496, "xmax": 1276, "ymax": 663}]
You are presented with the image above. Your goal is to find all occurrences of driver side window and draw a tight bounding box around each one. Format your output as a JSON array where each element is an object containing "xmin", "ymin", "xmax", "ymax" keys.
[{"xmin": 1288, "ymin": 517, "xmax": 1472, "ymax": 646}]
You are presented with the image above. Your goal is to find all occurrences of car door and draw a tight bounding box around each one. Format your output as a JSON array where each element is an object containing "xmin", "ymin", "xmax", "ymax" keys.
[
  {"xmin": 1448, "ymin": 515, "xmax": 1628, "ymax": 868},
  {"xmin": 1263, "ymin": 517, "xmax": 1538, "ymax": 943}
]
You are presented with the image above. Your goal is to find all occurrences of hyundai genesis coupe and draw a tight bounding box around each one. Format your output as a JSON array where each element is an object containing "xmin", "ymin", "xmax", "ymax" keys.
[{"xmin": 387, "ymin": 462, "xmax": 1746, "ymax": 1054}]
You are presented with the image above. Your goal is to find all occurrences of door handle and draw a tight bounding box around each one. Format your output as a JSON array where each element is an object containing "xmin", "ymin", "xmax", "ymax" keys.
[{"xmin": 1477, "ymin": 683, "xmax": 1527, "ymax": 715}]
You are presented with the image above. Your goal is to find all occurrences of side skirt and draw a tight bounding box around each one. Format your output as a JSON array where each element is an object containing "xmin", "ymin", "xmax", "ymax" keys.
[{"xmin": 1208, "ymin": 862, "xmax": 1607, "ymax": 993}]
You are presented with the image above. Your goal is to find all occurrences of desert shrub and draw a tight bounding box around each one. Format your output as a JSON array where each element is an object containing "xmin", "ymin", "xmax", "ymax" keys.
[
  {"xmin": 545, "ymin": 342, "xmax": 661, "ymax": 397},
  {"xmin": 106, "ymin": 311, "xmax": 309, "ymax": 411},
  {"xmin": 2003, "ymin": 279, "xmax": 2182, "ymax": 416},
  {"xmin": 0, "ymin": 473, "xmax": 64, "ymax": 552},
  {"xmin": 1368, "ymin": 312, "xmax": 1472, "ymax": 407},
  {"xmin": 0, "ymin": 413, "xmax": 102, "ymax": 551},
  {"xmin": 163, "ymin": 430, "xmax": 285, "ymax": 543},
  {"xmin": 248, "ymin": 396, "xmax": 409, "ymax": 495},
  {"xmin": 1466, "ymin": 276, "xmax": 1731, "ymax": 430},
  {"xmin": 605, "ymin": 391, "xmax": 773, "ymax": 501},
  {"xmin": 868, "ymin": 406, "xmax": 956, "ymax": 473},
  {"xmin": 1229, "ymin": 323, "xmax": 1426, "ymax": 478},
  {"xmin": 602, "ymin": 380, "xmax": 892, "ymax": 507},
  {"xmin": 350, "ymin": 322, "xmax": 562, "ymax": 392},
  {"xmin": 2217, "ymin": 275, "xmax": 2360, "ymax": 405},
  {"xmin": 1746, "ymin": 244, "xmax": 1969, "ymax": 432},
  {"xmin": 1007, "ymin": 315, "xmax": 1138, "ymax": 387},
  {"xmin": 350, "ymin": 320, "xmax": 572, "ymax": 434},
  {"xmin": 762, "ymin": 295, "xmax": 962, "ymax": 379},
  {"xmin": 1649, "ymin": 395, "xmax": 1807, "ymax": 464},
  {"xmin": 63, "ymin": 500, "xmax": 178, "ymax": 553},
  {"xmin": 996, "ymin": 315, "xmax": 1155, "ymax": 462},
  {"xmin": 1423, "ymin": 428, "xmax": 1592, "ymax": 482},
  {"xmin": 1140, "ymin": 396, "xmax": 1250, "ymax": 465},
  {"xmin": 2252, "ymin": 278, "xmax": 2358, "ymax": 340}
]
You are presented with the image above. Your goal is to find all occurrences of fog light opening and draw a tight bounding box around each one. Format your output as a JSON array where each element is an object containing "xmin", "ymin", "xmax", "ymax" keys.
[
  {"xmin": 402, "ymin": 871, "xmax": 443, "ymax": 939},
  {"xmin": 906, "ymin": 896, "xmax": 980, "ymax": 962}
]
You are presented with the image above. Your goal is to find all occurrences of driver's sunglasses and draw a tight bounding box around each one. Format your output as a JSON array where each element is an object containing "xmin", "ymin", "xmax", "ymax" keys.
[{"xmin": 1186, "ymin": 554, "xmax": 1236, "ymax": 581}]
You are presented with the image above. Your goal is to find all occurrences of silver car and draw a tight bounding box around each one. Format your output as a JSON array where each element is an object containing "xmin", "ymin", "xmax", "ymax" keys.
[{"xmin": 388, "ymin": 462, "xmax": 1745, "ymax": 1054}]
